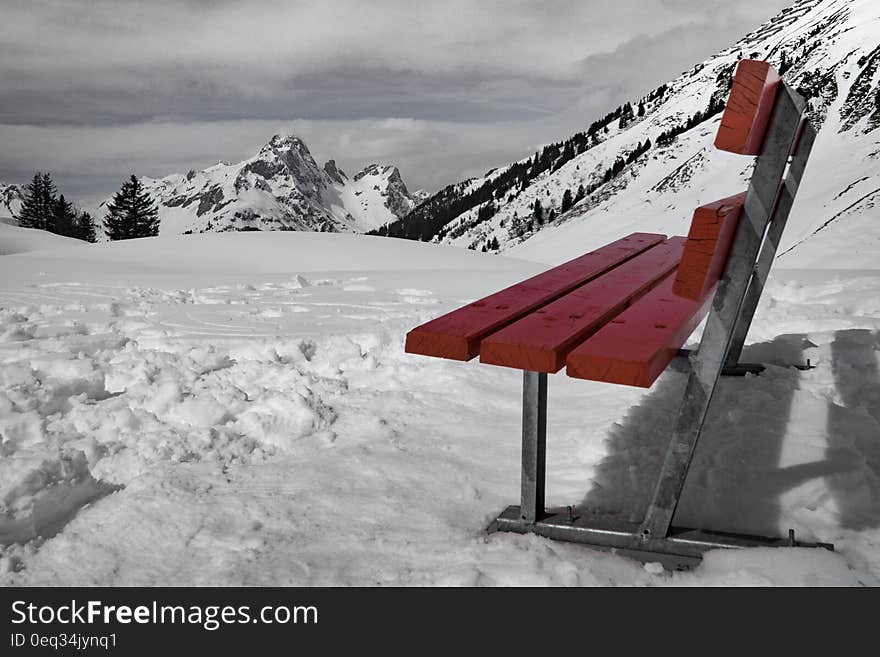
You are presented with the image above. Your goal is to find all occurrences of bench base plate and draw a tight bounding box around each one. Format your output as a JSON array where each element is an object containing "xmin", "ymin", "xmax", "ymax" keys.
[{"xmin": 489, "ymin": 505, "xmax": 833, "ymax": 571}]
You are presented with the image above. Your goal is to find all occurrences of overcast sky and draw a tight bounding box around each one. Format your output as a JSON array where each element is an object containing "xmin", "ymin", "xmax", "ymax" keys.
[{"xmin": 0, "ymin": 0, "xmax": 794, "ymax": 204}]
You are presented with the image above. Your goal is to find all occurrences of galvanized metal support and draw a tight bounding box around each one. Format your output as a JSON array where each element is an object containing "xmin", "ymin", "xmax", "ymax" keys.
[
  {"xmin": 520, "ymin": 370, "xmax": 547, "ymax": 523},
  {"xmin": 725, "ymin": 117, "xmax": 817, "ymax": 366},
  {"xmin": 493, "ymin": 507, "xmax": 832, "ymax": 570},
  {"xmin": 639, "ymin": 85, "xmax": 805, "ymax": 541}
]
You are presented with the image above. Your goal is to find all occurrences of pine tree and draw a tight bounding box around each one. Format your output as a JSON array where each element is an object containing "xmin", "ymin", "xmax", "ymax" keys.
[
  {"xmin": 17, "ymin": 173, "xmax": 44, "ymax": 229},
  {"xmin": 40, "ymin": 173, "xmax": 58, "ymax": 233},
  {"xmin": 51, "ymin": 195, "xmax": 77, "ymax": 237},
  {"xmin": 18, "ymin": 172, "xmax": 57, "ymax": 230},
  {"xmin": 104, "ymin": 175, "xmax": 160, "ymax": 240},
  {"xmin": 77, "ymin": 212, "xmax": 98, "ymax": 243},
  {"xmin": 533, "ymin": 198, "xmax": 544, "ymax": 223},
  {"xmin": 575, "ymin": 184, "xmax": 586, "ymax": 202},
  {"xmin": 637, "ymin": 102, "xmax": 645, "ymax": 117},
  {"xmin": 779, "ymin": 51, "xmax": 791, "ymax": 75},
  {"xmin": 561, "ymin": 188, "xmax": 573, "ymax": 213}
]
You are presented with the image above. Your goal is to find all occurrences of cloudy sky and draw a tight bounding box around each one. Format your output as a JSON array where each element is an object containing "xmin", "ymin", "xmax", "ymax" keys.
[{"xmin": 0, "ymin": 0, "xmax": 794, "ymax": 204}]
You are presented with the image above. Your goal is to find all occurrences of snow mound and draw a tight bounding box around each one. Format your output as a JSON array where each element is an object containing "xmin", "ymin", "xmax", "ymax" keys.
[{"xmin": 0, "ymin": 223, "xmax": 89, "ymax": 255}]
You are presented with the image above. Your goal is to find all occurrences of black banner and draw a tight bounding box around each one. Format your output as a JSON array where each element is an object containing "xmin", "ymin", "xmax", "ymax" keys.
[{"xmin": 0, "ymin": 586, "xmax": 869, "ymax": 654}]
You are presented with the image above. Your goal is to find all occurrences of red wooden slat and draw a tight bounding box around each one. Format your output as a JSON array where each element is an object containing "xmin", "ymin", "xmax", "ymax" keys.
[
  {"xmin": 714, "ymin": 59, "xmax": 781, "ymax": 156},
  {"xmin": 404, "ymin": 232, "xmax": 665, "ymax": 361},
  {"xmin": 673, "ymin": 192, "xmax": 746, "ymax": 301},
  {"xmin": 566, "ymin": 272, "xmax": 715, "ymax": 388},
  {"xmin": 478, "ymin": 237, "xmax": 686, "ymax": 373}
]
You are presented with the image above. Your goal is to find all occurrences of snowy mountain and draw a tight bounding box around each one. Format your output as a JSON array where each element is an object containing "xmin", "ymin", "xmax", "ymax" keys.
[
  {"xmin": 96, "ymin": 134, "xmax": 421, "ymax": 236},
  {"xmin": 0, "ymin": 182, "xmax": 23, "ymax": 221},
  {"xmin": 379, "ymin": 0, "xmax": 880, "ymax": 269}
]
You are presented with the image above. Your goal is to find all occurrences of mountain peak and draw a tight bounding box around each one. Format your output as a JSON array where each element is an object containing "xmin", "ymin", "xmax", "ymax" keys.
[
  {"xmin": 354, "ymin": 164, "xmax": 399, "ymax": 182},
  {"xmin": 260, "ymin": 134, "xmax": 311, "ymax": 157},
  {"xmin": 324, "ymin": 159, "xmax": 348, "ymax": 184}
]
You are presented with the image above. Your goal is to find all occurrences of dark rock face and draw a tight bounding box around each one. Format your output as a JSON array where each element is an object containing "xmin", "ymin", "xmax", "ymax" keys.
[
  {"xmin": 196, "ymin": 185, "xmax": 225, "ymax": 217},
  {"xmin": 380, "ymin": 167, "xmax": 415, "ymax": 220},
  {"xmin": 840, "ymin": 44, "xmax": 880, "ymax": 132},
  {"xmin": 163, "ymin": 195, "xmax": 189, "ymax": 208},
  {"xmin": 241, "ymin": 159, "xmax": 286, "ymax": 181},
  {"xmin": 353, "ymin": 164, "xmax": 380, "ymax": 182},
  {"xmin": 324, "ymin": 160, "xmax": 348, "ymax": 184}
]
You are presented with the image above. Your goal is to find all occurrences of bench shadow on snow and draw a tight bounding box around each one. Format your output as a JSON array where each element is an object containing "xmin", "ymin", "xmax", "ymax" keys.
[
  {"xmin": 577, "ymin": 331, "xmax": 880, "ymax": 539},
  {"xmin": 826, "ymin": 329, "xmax": 880, "ymax": 531}
]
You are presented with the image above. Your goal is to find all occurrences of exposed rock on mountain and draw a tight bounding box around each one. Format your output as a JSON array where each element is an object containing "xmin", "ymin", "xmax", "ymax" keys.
[{"xmin": 0, "ymin": 183, "xmax": 23, "ymax": 221}]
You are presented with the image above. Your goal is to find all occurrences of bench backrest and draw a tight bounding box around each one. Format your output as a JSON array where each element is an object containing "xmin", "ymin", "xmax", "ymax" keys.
[{"xmin": 673, "ymin": 59, "xmax": 786, "ymax": 302}]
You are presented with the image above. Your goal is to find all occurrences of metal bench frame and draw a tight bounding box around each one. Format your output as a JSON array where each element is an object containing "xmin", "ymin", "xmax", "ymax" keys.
[{"xmin": 490, "ymin": 81, "xmax": 833, "ymax": 567}]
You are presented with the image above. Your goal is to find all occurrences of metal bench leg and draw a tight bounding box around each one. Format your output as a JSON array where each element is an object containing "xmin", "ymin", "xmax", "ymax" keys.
[
  {"xmin": 520, "ymin": 370, "xmax": 547, "ymax": 523},
  {"xmin": 639, "ymin": 363, "xmax": 720, "ymax": 539}
]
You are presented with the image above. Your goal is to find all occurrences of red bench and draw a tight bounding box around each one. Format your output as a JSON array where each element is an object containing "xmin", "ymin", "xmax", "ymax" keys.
[{"xmin": 405, "ymin": 60, "xmax": 831, "ymax": 566}]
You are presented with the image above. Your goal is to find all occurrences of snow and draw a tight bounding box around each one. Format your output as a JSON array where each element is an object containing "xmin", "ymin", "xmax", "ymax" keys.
[
  {"xmin": 1, "ymin": 232, "xmax": 878, "ymax": 585},
  {"xmin": 338, "ymin": 165, "xmax": 414, "ymax": 232},
  {"xmin": 0, "ymin": 222, "xmax": 90, "ymax": 256}
]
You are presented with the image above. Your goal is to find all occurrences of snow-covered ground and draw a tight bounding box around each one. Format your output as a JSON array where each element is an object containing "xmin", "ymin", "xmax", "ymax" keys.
[
  {"xmin": 0, "ymin": 222, "xmax": 88, "ymax": 256},
  {"xmin": 1, "ymin": 232, "xmax": 878, "ymax": 585}
]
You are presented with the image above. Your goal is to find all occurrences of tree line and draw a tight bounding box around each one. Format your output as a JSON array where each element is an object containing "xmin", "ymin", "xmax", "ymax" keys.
[
  {"xmin": 18, "ymin": 173, "xmax": 97, "ymax": 242},
  {"xmin": 17, "ymin": 173, "xmax": 160, "ymax": 242},
  {"xmin": 373, "ymin": 79, "xmax": 672, "ymax": 243}
]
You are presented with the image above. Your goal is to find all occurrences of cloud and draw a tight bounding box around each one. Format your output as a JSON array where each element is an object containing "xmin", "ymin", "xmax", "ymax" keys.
[{"xmin": 0, "ymin": 0, "xmax": 795, "ymax": 201}]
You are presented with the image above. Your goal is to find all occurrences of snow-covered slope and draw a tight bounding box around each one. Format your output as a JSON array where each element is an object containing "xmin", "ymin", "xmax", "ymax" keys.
[
  {"xmin": 1, "ymin": 232, "xmax": 879, "ymax": 585},
  {"xmin": 0, "ymin": 222, "xmax": 91, "ymax": 255},
  {"xmin": 0, "ymin": 183, "xmax": 23, "ymax": 220},
  {"xmin": 95, "ymin": 134, "xmax": 420, "ymax": 236},
  {"xmin": 381, "ymin": 0, "xmax": 880, "ymax": 269},
  {"xmin": 337, "ymin": 164, "xmax": 421, "ymax": 232}
]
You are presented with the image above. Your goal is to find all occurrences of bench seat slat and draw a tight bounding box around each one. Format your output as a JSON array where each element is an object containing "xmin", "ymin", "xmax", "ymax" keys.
[
  {"xmin": 566, "ymin": 272, "xmax": 715, "ymax": 388},
  {"xmin": 479, "ymin": 237, "xmax": 686, "ymax": 373},
  {"xmin": 404, "ymin": 232, "xmax": 665, "ymax": 361},
  {"xmin": 673, "ymin": 192, "xmax": 746, "ymax": 301}
]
